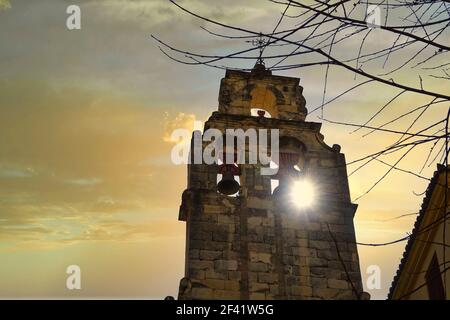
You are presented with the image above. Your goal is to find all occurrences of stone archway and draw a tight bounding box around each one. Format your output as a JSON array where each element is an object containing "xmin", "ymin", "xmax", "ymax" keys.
[{"xmin": 249, "ymin": 86, "xmax": 279, "ymax": 118}]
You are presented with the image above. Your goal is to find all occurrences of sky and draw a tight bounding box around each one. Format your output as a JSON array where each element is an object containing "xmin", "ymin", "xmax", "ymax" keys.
[{"xmin": 0, "ymin": 0, "xmax": 448, "ymax": 299}]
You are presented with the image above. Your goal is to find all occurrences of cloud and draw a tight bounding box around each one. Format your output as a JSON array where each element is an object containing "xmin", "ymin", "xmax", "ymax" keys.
[
  {"xmin": 0, "ymin": 0, "xmax": 10, "ymax": 10},
  {"xmin": 163, "ymin": 112, "xmax": 198, "ymax": 142},
  {"xmin": 65, "ymin": 177, "xmax": 103, "ymax": 186},
  {"xmin": 0, "ymin": 77, "xmax": 189, "ymax": 250}
]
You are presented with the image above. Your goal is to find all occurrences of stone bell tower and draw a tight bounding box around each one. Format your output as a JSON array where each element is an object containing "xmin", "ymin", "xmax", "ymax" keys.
[{"xmin": 177, "ymin": 64, "xmax": 364, "ymax": 300}]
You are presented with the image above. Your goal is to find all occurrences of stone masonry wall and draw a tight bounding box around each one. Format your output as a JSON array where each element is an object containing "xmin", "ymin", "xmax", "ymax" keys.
[
  {"xmin": 177, "ymin": 67, "xmax": 363, "ymax": 300},
  {"xmin": 178, "ymin": 114, "xmax": 363, "ymax": 300}
]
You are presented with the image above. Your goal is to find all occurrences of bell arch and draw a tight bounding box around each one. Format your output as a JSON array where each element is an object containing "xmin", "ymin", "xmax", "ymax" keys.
[{"xmin": 249, "ymin": 86, "xmax": 280, "ymax": 118}]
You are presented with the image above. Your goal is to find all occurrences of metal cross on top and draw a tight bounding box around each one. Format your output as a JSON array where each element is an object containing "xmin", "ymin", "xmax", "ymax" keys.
[{"xmin": 246, "ymin": 33, "xmax": 267, "ymax": 65}]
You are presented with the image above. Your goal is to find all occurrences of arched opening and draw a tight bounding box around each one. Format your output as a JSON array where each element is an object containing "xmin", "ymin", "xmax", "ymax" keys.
[
  {"xmin": 271, "ymin": 136, "xmax": 307, "ymax": 197},
  {"xmin": 250, "ymin": 86, "xmax": 278, "ymax": 118},
  {"xmin": 278, "ymin": 137, "xmax": 307, "ymax": 171},
  {"xmin": 251, "ymin": 108, "xmax": 272, "ymax": 118}
]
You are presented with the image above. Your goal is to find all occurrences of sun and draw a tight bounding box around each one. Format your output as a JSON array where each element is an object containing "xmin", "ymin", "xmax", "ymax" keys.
[{"xmin": 290, "ymin": 179, "xmax": 315, "ymax": 208}]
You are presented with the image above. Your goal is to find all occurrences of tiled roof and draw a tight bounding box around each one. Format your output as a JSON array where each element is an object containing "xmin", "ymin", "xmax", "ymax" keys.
[{"xmin": 387, "ymin": 164, "xmax": 448, "ymax": 299}]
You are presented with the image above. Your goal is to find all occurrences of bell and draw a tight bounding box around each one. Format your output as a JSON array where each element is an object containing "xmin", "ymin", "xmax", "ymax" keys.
[
  {"xmin": 217, "ymin": 164, "xmax": 240, "ymax": 195},
  {"xmin": 217, "ymin": 171, "xmax": 240, "ymax": 195},
  {"xmin": 217, "ymin": 136, "xmax": 240, "ymax": 196},
  {"xmin": 272, "ymin": 151, "xmax": 301, "ymax": 197}
]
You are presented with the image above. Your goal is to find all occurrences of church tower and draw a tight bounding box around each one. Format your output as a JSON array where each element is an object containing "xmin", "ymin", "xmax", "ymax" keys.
[{"xmin": 177, "ymin": 64, "xmax": 364, "ymax": 300}]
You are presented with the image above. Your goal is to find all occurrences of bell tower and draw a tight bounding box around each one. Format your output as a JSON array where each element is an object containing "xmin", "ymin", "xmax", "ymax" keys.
[{"xmin": 177, "ymin": 64, "xmax": 364, "ymax": 300}]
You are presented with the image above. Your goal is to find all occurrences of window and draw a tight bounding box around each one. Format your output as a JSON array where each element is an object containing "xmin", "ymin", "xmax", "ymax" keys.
[{"xmin": 425, "ymin": 253, "xmax": 445, "ymax": 300}]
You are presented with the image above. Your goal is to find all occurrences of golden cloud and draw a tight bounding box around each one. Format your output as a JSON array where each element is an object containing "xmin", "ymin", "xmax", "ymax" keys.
[{"xmin": 0, "ymin": 0, "xmax": 11, "ymax": 10}]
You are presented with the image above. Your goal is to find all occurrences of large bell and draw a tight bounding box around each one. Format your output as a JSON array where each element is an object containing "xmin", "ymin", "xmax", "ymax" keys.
[
  {"xmin": 272, "ymin": 151, "xmax": 301, "ymax": 197},
  {"xmin": 217, "ymin": 171, "xmax": 240, "ymax": 195},
  {"xmin": 217, "ymin": 139, "xmax": 240, "ymax": 196}
]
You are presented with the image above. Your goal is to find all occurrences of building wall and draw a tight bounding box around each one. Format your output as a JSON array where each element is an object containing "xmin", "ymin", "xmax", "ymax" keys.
[
  {"xmin": 177, "ymin": 69, "xmax": 364, "ymax": 300},
  {"xmin": 390, "ymin": 169, "xmax": 450, "ymax": 300}
]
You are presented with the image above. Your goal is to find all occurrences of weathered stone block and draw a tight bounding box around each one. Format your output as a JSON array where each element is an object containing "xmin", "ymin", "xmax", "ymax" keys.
[
  {"xmin": 295, "ymin": 230, "xmax": 308, "ymax": 239},
  {"xmin": 298, "ymin": 238, "xmax": 308, "ymax": 247},
  {"xmin": 189, "ymin": 249, "xmax": 199, "ymax": 259},
  {"xmin": 296, "ymin": 266, "xmax": 310, "ymax": 276},
  {"xmin": 309, "ymin": 240, "xmax": 331, "ymax": 250},
  {"xmin": 292, "ymin": 247, "xmax": 316, "ymax": 257},
  {"xmin": 249, "ymin": 292, "xmax": 266, "ymax": 300},
  {"xmin": 248, "ymin": 272, "xmax": 258, "ymax": 282},
  {"xmin": 306, "ymin": 222, "xmax": 321, "ymax": 231},
  {"xmin": 192, "ymin": 287, "xmax": 213, "ymax": 299},
  {"xmin": 249, "ymin": 262, "xmax": 269, "ymax": 272},
  {"xmin": 328, "ymin": 224, "xmax": 354, "ymax": 234},
  {"xmin": 309, "ymin": 258, "xmax": 328, "ymax": 267},
  {"xmin": 248, "ymin": 233, "xmax": 264, "ymax": 242},
  {"xmin": 309, "ymin": 230, "xmax": 331, "ymax": 241},
  {"xmin": 262, "ymin": 216, "xmax": 275, "ymax": 227},
  {"xmin": 218, "ymin": 214, "xmax": 234, "ymax": 224},
  {"xmin": 293, "ymin": 256, "xmax": 307, "ymax": 267},
  {"xmin": 311, "ymin": 277, "xmax": 327, "ymax": 288},
  {"xmin": 286, "ymin": 275, "xmax": 309, "ymax": 286},
  {"xmin": 313, "ymin": 287, "xmax": 341, "ymax": 299},
  {"xmin": 215, "ymin": 259, "xmax": 238, "ymax": 271},
  {"xmin": 291, "ymin": 285, "xmax": 312, "ymax": 297},
  {"xmin": 204, "ymin": 279, "xmax": 225, "ymax": 290},
  {"xmin": 212, "ymin": 230, "xmax": 231, "ymax": 242},
  {"xmin": 223, "ymin": 250, "xmax": 239, "ymax": 260},
  {"xmin": 248, "ymin": 216, "xmax": 263, "ymax": 227},
  {"xmin": 248, "ymin": 243, "xmax": 273, "ymax": 253},
  {"xmin": 249, "ymin": 282, "xmax": 269, "ymax": 293},
  {"xmin": 269, "ymin": 284, "xmax": 279, "ymax": 296},
  {"xmin": 228, "ymin": 271, "xmax": 241, "ymax": 280},
  {"xmin": 190, "ymin": 260, "xmax": 214, "ymax": 270},
  {"xmin": 328, "ymin": 279, "xmax": 349, "ymax": 290},
  {"xmin": 249, "ymin": 252, "xmax": 271, "ymax": 264},
  {"xmin": 317, "ymin": 250, "xmax": 337, "ymax": 260},
  {"xmin": 202, "ymin": 205, "xmax": 224, "ymax": 215},
  {"xmin": 282, "ymin": 228, "xmax": 296, "ymax": 239},
  {"xmin": 206, "ymin": 269, "xmax": 227, "ymax": 280},
  {"xmin": 189, "ymin": 269, "xmax": 205, "ymax": 280},
  {"xmin": 191, "ymin": 230, "xmax": 212, "ymax": 241},
  {"xmin": 310, "ymin": 267, "xmax": 342, "ymax": 279},
  {"xmin": 258, "ymin": 272, "xmax": 277, "ymax": 284},
  {"xmin": 214, "ymin": 290, "xmax": 240, "ymax": 300},
  {"xmin": 200, "ymin": 250, "xmax": 223, "ymax": 260},
  {"xmin": 224, "ymin": 280, "xmax": 240, "ymax": 291},
  {"xmin": 247, "ymin": 197, "xmax": 271, "ymax": 210},
  {"xmin": 190, "ymin": 240, "xmax": 231, "ymax": 251}
]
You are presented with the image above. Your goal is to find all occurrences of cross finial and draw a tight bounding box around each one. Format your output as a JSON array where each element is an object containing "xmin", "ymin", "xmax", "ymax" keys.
[{"xmin": 246, "ymin": 33, "xmax": 267, "ymax": 65}]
